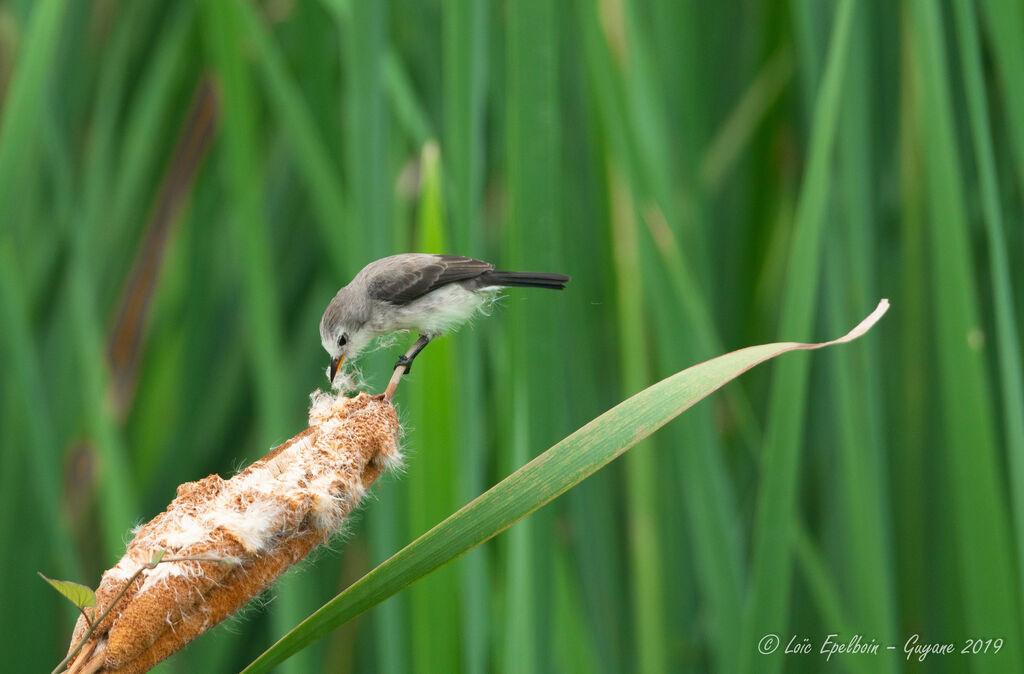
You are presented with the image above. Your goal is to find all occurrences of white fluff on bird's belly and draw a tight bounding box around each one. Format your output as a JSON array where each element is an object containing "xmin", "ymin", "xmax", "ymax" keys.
[{"xmin": 375, "ymin": 284, "xmax": 499, "ymax": 337}]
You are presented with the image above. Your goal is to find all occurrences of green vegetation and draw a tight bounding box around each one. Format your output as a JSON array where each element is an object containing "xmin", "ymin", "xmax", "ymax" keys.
[{"xmin": 1, "ymin": 1, "xmax": 1021, "ymax": 672}]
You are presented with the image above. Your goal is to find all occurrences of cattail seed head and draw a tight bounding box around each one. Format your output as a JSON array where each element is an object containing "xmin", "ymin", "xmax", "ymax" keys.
[{"xmin": 65, "ymin": 391, "xmax": 401, "ymax": 673}]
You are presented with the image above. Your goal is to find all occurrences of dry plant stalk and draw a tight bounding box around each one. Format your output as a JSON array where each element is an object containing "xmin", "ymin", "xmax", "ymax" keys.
[{"xmin": 64, "ymin": 391, "xmax": 402, "ymax": 674}]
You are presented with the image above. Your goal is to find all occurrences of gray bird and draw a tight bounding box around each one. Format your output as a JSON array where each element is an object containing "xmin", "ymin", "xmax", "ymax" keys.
[{"xmin": 320, "ymin": 253, "xmax": 570, "ymax": 384}]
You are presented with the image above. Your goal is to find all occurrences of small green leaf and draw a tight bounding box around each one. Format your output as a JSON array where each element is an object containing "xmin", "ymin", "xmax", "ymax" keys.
[
  {"xmin": 38, "ymin": 572, "xmax": 97, "ymax": 610},
  {"xmin": 149, "ymin": 549, "xmax": 167, "ymax": 568}
]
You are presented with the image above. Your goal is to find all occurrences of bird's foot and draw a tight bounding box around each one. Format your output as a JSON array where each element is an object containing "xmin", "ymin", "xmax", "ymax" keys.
[{"xmin": 395, "ymin": 354, "xmax": 414, "ymax": 374}]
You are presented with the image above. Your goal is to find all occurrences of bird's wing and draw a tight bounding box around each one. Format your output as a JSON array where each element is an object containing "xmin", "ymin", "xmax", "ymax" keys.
[{"xmin": 367, "ymin": 255, "xmax": 493, "ymax": 305}]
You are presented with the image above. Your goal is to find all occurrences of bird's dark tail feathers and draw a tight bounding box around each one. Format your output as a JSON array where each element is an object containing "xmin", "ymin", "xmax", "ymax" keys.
[{"xmin": 480, "ymin": 271, "xmax": 570, "ymax": 290}]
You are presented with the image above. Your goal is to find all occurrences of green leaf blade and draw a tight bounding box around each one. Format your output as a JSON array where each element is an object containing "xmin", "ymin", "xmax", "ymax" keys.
[
  {"xmin": 908, "ymin": 1, "xmax": 1024, "ymax": 669},
  {"xmin": 242, "ymin": 300, "xmax": 889, "ymax": 673}
]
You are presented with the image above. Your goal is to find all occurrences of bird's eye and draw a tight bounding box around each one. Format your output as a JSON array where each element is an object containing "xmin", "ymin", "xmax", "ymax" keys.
[{"xmin": 338, "ymin": 334, "xmax": 348, "ymax": 347}]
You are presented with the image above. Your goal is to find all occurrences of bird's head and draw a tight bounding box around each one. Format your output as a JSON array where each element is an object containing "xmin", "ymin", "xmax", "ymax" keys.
[
  {"xmin": 320, "ymin": 313, "xmax": 356, "ymax": 384},
  {"xmin": 321, "ymin": 284, "xmax": 376, "ymax": 385}
]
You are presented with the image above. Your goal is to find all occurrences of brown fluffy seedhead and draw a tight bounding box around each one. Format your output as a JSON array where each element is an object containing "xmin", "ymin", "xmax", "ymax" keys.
[{"xmin": 64, "ymin": 391, "xmax": 401, "ymax": 674}]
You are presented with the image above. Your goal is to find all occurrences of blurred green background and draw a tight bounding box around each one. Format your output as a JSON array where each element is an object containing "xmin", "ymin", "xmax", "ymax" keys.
[{"xmin": 2, "ymin": 0, "xmax": 1024, "ymax": 672}]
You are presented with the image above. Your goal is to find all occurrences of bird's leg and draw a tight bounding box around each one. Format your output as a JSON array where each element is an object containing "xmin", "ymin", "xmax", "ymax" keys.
[
  {"xmin": 394, "ymin": 334, "xmax": 431, "ymax": 374},
  {"xmin": 383, "ymin": 334, "xmax": 431, "ymax": 402}
]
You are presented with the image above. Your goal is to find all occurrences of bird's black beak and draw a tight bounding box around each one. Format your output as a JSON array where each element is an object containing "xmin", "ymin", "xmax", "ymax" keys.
[{"xmin": 329, "ymin": 355, "xmax": 343, "ymax": 383}]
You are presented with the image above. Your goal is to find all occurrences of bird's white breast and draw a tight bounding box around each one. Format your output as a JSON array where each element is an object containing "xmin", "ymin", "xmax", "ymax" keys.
[{"xmin": 370, "ymin": 284, "xmax": 498, "ymax": 337}]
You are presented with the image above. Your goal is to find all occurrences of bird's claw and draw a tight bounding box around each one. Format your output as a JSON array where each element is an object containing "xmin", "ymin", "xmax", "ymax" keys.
[{"xmin": 395, "ymin": 354, "xmax": 414, "ymax": 373}]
